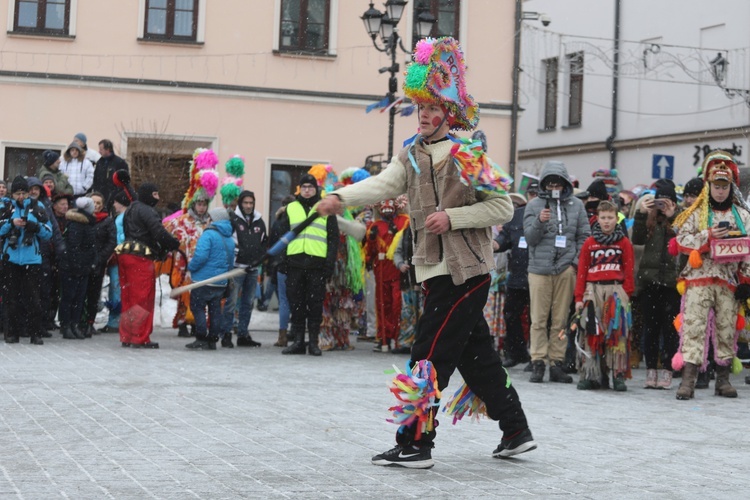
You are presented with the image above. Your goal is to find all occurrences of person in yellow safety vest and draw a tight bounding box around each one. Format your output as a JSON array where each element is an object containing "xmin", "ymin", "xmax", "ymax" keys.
[{"xmin": 278, "ymin": 173, "xmax": 339, "ymax": 356}]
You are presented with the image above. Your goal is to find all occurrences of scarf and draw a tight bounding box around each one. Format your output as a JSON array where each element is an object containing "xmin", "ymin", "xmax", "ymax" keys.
[{"xmin": 592, "ymin": 221, "xmax": 625, "ymax": 245}]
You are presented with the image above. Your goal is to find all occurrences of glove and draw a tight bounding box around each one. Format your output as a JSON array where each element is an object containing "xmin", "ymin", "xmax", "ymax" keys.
[
  {"xmin": 24, "ymin": 220, "xmax": 39, "ymax": 233},
  {"xmin": 735, "ymin": 283, "xmax": 750, "ymax": 302}
]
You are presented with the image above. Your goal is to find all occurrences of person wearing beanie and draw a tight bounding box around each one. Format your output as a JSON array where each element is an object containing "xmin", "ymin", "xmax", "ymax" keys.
[
  {"xmin": 673, "ymin": 150, "xmax": 750, "ymax": 400},
  {"xmin": 584, "ymin": 179, "xmax": 610, "ymax": 220},
  {"xmin": 73, "ymin": 132, "xmax": 101, "ymax": 165},
  {"xmin": 279, "ymin": 175, "xmax": 339, "ymax": 356},
  {"xmin": 56, "ymin": 197, "xmax": 98, "ymax": 340},
  {"xmin": 0, "ymin": 176, "xmax": 53, "ymax": 345},
  {"xmin": 59, "ymin": 142, "xmax": 94, "ymax": 196},
  {"xmin": 39, "ymin": 150, "xmax": 74, "ymax": 196},
  {"xmin": 682, "ymin": 177, "xmax": 704, "ymax": 209},
  {"xmin": 220, "ymin": 190, "xmax": 267, "ymax": 348},
  {"xmin": 164, "ymin": 189, "xmax": 211, "ymax": 339},
  {"xmin": 100, "ymin": 189, "xmax": 131, "ymax": 333},
  {"xmin": 80, "ymin": 192, "xmax": 117, "ymax": 337},
  {"xmin": 119, "ymin": 182, "xmax": 179, "ymax": 348},
  {"xmin": 183, "ymin": 207, "xmax": 236, "ymax": 350}
]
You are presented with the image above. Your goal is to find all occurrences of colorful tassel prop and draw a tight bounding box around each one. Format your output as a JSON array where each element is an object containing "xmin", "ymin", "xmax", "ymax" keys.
[
  {"xmin": 224, "ymin": 155, "xmax": 245, "ymax": 177},
  {"xmin": 688, "ymin": 250, "xmax": 703, "ymax": 269},
  {"xmin": 736, "ymin": 314, "xmax": 746, "ymax": 331},
  {"xmin": 667, "ymin": 237, "xmax": 678, "ymax": 256},
  {"xmin": 672, "ymin": 351, "xmax": 684, "ymax": 371},
  {"xmin": 731, "ymin": 356, "xmax": 743, "ymax": 374},
  {"xmin": 199, "ymin": 169, "xmax": 219, "ymax": 199},
  {"xmin": 449, "ymin": 136, "xmax": 512, "ymax": 194},
  {"xmin": 676, "ymin": 280, "xmax": 686, "ymax": 296},
  {"xmin": 194, "ymin": 149, "xmax": 218, "ymax": 170},
  {"xmin": 386, "ymin": 360, "xmax": 441, "ymax": 441},
  {"xmin": 442, "ymin": 382, "xmax": 487, "ymax": 424},
  {"xmin": 673, "ymin": 313, "xmax": 683, "ymax": 332}
]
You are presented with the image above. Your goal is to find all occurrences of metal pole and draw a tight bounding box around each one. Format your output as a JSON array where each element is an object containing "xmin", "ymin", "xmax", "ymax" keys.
[
  {"xmin": 509, "ymin": 0, "xmax": 522, "ymax": 186},
  {"xmin": 607, "ymin": 0, "xmax": 621, "ymax": 170},
  {"xmin": 387, "ymin": 33, "xmax": 398, "ymax": 159}
]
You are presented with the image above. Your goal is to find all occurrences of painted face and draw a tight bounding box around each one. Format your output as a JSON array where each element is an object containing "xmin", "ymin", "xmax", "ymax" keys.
[
  {"xmin": 597, "ymin": 210, "xmax": 618, "ymax": 234},
  {"xmin": 379, "ymin": 199, "xmax": 396, "ymax": 219},
  {"xmin": 418, "ymin": 103, "xmax": 450, "ymax": 139},
  {"xmin": 92, "ymin": 195, "xmax": 104, "ymax": 213},
  {"xmin": 710, "ymin": 182, "xmax": 731, "ymax": 203}
]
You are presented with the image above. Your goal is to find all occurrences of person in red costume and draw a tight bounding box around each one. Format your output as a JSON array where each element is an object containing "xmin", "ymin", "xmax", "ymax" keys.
[{"xmin": 365, "ymin": 198, "xmax": 410, "ymax": 352}]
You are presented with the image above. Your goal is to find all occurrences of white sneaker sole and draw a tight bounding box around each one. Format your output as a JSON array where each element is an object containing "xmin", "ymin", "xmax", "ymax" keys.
[
  {"xmin": 493, "ymin": 440, "xmax": 538, "ymax": 458},
  {"xmin": 371, "ymin": 458, "xmax": 435, "ymax": 469}
]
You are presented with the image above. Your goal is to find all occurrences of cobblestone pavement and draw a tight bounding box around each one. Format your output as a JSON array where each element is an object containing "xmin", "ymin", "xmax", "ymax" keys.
[{"xmin": 1, "ymin": 309, "xmax": 748, "ymax": 499}]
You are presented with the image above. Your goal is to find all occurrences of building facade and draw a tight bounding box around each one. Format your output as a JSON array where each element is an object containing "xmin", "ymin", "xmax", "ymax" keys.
[
  {"xmin": 0, "ymin": 0, "xmax": 515, "ymax": 217},
  {"xmin": 516, "ymin": 0, "xmax": 750, "ymax": 191}
]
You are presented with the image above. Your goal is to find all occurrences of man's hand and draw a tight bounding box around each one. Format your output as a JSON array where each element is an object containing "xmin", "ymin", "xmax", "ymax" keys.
[
  {"xmin": 575, "ymin": 301, "xmax": 584, "ymax": 312},
  {"xmin": 399, "ymin": 263, "xmax": 409, "ymax": 273},
  {"xmin": 425, "ymin": 211, "xmax": 451, "ymax": 235},
  {"xmin": 711, "ymin": 226, "xmax": 729, "ymax": 239},
  {"xmin": 539, "ymin": 208, "xmax": 551, "ymax": 222},
  {"xmin": 317, "ymin": 195, "xmax": 342, "ymax": 216},
  {"xmin": 12, "ymin": 218, "xmax": 26, "ymax": 227}
]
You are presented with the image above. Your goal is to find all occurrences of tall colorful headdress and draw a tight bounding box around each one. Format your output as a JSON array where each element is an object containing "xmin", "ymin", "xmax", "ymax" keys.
[
  {"xmin": 307, "ymin": 164, "xmax": 338, "ymax": 195},
  {"xmin": 220, "ymin": 155, "xmax": 245, "ymax": 207},
  {"xmin": 403, "ymin": 37, "xmax": 479, "ymax": 131},
  {"xmin": 182, "ymin": 148, "xmax": 219, "ymax": 212}
]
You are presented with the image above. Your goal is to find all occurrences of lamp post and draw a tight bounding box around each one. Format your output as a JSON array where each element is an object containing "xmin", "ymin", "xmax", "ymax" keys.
[{"xmin": 362, "ymin": 1, "xmax": 436, "ymax": 159}]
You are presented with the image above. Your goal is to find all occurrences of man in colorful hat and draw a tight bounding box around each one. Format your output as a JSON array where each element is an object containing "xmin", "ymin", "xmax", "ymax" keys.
[
  {"xmin": 673, "ymin": 150, "xmax": 750, "ymax": 400},
  {"xmin": 318, "ymin": 37, "xmax": 535, "ymax": 468}
]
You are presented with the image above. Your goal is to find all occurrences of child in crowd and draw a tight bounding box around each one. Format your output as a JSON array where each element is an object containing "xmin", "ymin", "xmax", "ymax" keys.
[{"xmin": 573, "ymin": 201, "xmax": 635, "ymax": 391}]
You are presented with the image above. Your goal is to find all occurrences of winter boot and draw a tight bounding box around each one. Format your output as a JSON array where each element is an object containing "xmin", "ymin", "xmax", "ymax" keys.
[
  {"xmin": 676, "ymin": 362, "xmax": 698, "ymax": 400},
  {"xmin": 61, "ymin": 325, "xmax": 79, "ymax": 340},
  {"xmin": 282, "ymin": 328, "xmax": 306, "ymax": 355},
  {"xmin": 273, "ymin": 329, "xmax": 288, "ymax": 347},
  {"xmin": 308, "ymin": 328, "xmax": 322, "ymax": 356},
  {"xmin": 695, "ymin": 368, "xmax": 711, "ymax": 389},
  {"xmin": 529, "ymin": 361, "xmax": 545, "ymax": 383},
  {"xmin": 612, "ymin": 373, "xmax": 627, "ymax": 392},
  {"xmin": 644, "ymin": 369, "xmax": 658, "ymax": 389},
  {"xmin": 177, "ymin": 324, "xmax": 190, "ymax": 337},
  {"xmin": 71, "ymin": 325, "xmax": 86, "ymax": 340},
  {"xmin": 221, "ymin": 331, "xmax": 234, "ymax": 348},
  {"xmin": 549, "ymin": 361, "xmax": 573, "ymax": 383},
  {"xmin": 714, "ymin": 364, "xmax": 738, "ymax": 398},
  {"xmin": 656, "ymin": 369, "xmax": 673, "ymax": 390}
]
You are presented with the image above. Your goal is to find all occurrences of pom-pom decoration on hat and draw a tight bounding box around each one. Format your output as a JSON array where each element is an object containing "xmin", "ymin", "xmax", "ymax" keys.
[
  {"xmin": 688, "ymin": 250, "xmax": 703, "ymax": 269},
  {"xmin": 449, "ymin": 136, "xmax": 512, "ymax": 194},
  {"xmin": 338, "ymin": 167, "xmax": 360, "ymax": 187},
  {"xmin": 225, "ymin": 155, "xmax": 245, "ymax": 178},
  {"xmin": 219, "ymin": 154, "xmax": 245, "ymax": 206},
  {"xmin": 199, "ymin": 169, "xmax": 219, "ymax": 199},
  {"xmin": 351, "ymin": 168, "xmax": 371, "ymax": 184},
  {"xmin": 442, "ymin": 382, "xmax": 487, "ymax": 425},
  {"xmin": 181, "ymin": 148, "xmax": 219, "ymax": 212},
  {"xmin": 385, "ymin": 360, "xmax": 441, "ymax": 441},
  {"xmin": 194, "ymin": 149, "xmax": 219, "ymax": 171},
  {"xmin": 403, "ymin": 37, "xmax": 479, "ymax": 131},
  {"xmin": 307, "ymin": 164, "xmax": 338, "ymax": 195}
]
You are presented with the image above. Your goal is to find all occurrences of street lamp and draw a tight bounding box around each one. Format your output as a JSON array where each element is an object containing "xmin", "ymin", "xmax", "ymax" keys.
[{"xmin": 362, "ymin": 1, "xmax": 436, "ymax": 159}]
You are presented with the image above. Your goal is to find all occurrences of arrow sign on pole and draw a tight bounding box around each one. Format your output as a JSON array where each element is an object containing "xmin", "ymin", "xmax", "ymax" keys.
[{"xmin": 652, "ymin": 154, "xmax": 674, "ymax": 180}]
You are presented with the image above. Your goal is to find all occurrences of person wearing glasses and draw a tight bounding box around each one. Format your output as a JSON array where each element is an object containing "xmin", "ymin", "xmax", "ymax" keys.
[
  {"xmin": 279, "ymin": 174, "xmax": 339, "ymax": 356},
  {"xmin": 523, "ymin": 162, "xmax": 590, "ymax": 384}
]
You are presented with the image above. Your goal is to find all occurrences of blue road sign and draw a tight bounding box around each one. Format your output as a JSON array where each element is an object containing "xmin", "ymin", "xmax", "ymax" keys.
[{"xmin": 652, "ymin": 154, "xmax": 674, "ymax": 180}]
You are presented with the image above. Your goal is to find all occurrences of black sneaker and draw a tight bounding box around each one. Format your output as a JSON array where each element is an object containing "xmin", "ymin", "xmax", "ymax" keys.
[
  {"xmin": 492, "ymin": 429, "xmax": 537, "ymax": 459},
  {"xmin": 185, "ymin": 340, "xmax": 217, "ymax": 350},
  {"xmin": 236, "ymin": 336, "xmax": 261, "ymax": 347},
  {"xmin": 371, "ymin": 445, "xmax": 434, "ymax": 469},
  {"xmin": 221, "ymin": 336, "xmax": 234, "ymax": 348},
  {"xmin": 549, "ymin": 361, "xmax": 573, "ymax": 383}
]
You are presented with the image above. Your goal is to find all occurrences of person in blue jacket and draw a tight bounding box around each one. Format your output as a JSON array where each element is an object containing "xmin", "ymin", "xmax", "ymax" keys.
[
  {"xmin": 185, "ymin": 207, "xmax": 235, "ymax": 350},
  {"xmin": 0, "ymin": 176, "xmax": 53, "ymax": 344}
]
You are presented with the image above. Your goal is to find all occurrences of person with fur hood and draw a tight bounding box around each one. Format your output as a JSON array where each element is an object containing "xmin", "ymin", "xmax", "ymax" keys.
[{"xmin": 59, "ymin": 142, "xmax": 94, "ymax": 196}]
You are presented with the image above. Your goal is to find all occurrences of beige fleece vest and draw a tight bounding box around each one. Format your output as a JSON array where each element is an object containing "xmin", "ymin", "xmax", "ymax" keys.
[{"xmin": 399, "ymin": 140, "xmax": 494, "ymax": 285}]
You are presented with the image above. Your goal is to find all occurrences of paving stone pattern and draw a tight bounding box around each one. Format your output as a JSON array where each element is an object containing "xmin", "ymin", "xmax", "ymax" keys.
[{"xmin": 1, "ymin": 311, "xmax": 748, "ymax": 499}]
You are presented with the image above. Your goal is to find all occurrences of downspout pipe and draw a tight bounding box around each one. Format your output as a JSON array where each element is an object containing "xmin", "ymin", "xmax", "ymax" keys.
[
  {"xmin": 509, "ymin": 0, "xmax": 522, "ymax": 185},
  {"xmin": 606, "ymin": 0, "xmax": 621, "ymax": 169}
]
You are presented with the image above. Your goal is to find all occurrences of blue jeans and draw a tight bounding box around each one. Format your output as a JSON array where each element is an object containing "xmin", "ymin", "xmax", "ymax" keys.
[
  {"xmin": 277, "ymin": 271, "xmax": 290, "ymax": 330},
  {"xmin": 190, "ymin": 285, "xmax": 225, "ymax": 341},
  {"xmin": 225, "ymin": 267, "xmax": 258, "ymax": 337},
  {"xmin": 106, "ymin": 264, "xmax": 121, "ymax": 328}
]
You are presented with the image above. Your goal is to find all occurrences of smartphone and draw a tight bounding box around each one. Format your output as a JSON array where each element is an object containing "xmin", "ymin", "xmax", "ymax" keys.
[
  {"xmin": 718, "ymin": 221, "xmax": 730, "ymax": 229},
  {"xmin": 654, "ymin": 199, "xmax": 666, "ymax": 210}
]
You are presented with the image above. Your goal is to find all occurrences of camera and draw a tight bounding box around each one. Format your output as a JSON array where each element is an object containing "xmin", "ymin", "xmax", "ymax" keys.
[
  {"xmin": 540, "ymin": 14, "xmax": 551, "ymax": 27},
  {"xmin": 654, "ymin": 199, "xmax": 666, "ymax": 210}
]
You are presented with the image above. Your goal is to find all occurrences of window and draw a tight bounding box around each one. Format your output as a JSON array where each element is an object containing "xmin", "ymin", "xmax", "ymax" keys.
[
  {"xmin": 144, "ymin": 0, "xmax": 198, "ymax": 42},
  {"xmin": 567, "ymin": 52, "xmax": 584, "ymax": 126},
  {"xmin": 412, "ymin": 0, "xmax": 460, "ymax": 42},
  {"xmin": 543, "ymin": 57, "xmax": 558, "ymax": 130},
  {"xmin": 279, "ymin": 0, "xmax": 330, "ymax": 53},
  {"xmin": 270, "ymin": 163, "xmax": 313, "ymax": 217},
  {"xmin": 3, "ymin": 147, "xmax": 50, "ymax": 180},
  {"xmin": 13, "ymin": 0, "xmax": 70, "ymax": 35}
]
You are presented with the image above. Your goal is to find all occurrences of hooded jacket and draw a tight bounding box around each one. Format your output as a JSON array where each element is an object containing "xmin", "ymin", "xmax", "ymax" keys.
[
  {"xmin": 27, "ymin": 176, "xmax": 65, "ymax": 258},
  {"xmin": 188, "ymin": 219, "xmax": 235, "ymax": 285},
  {"xmin": 123, "ymin": 198, "xmax": 180, "ymax": 259},
  {"xmin": 0, "ymin": 197, "xmax": 53, "ymax": 266},
  {"xmin": 59, "ymin": 209, "xmax": 98, "ymax": 275},
  {"xmin": 93, "ymin": 153, "xmax": 129, "ymax": 210},
  {"xmin": 523, "ymin": 161, "xmax": 590, "ymax": 275},
  {"xmin": 230, "ymin": 191, "xmax": 267, "ymax": 268},
  {"xmin": 38, "ymin": 164, "xmax": 74, "ymax": 196},
  {"xmin": 59, "ymin": 142, "xmax": 94, "ymax": 196}
]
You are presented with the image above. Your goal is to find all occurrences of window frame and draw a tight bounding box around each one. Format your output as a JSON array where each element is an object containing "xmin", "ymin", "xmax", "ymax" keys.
[
  {"xmin": 11, "ymin": 0, "xmax": 71, "ymax": 36},
  {"xmin": 566, "ymin": 52, "xmax": 584, "ymax": 127},
  {"xmin": 412, "ymin": 0, "xmax": 461, "ymax": 43},
  {"xmin": 2, "ymin": 145, "xmax": 60, "ymax": 180},
  {"xmin": 277, "ymin": 0, "xmax": 331, "ymax": 55},
  {"xmin": 143, "ymin": 0, "xmax": 199, "ymax": 43},
  {"xmin": 542, "ymin": 57, "xmax": 559, "ymax": 131}
]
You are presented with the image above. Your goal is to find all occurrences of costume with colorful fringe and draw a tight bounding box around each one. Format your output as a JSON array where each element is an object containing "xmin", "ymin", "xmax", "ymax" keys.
[
  {"xmin": 364, "ymin": 200, "xmax": 410, "ymax": 348},
  {"xmin": 161, "ymin": 148, "xmax": 218, "ymax": 329},
  {"xmin": 672, "ymin": 150, "xmax": 750, "ymax": 368},
  {"xmin": 386, "ymin": 360, "xmax": 441, "ymax": 442}
]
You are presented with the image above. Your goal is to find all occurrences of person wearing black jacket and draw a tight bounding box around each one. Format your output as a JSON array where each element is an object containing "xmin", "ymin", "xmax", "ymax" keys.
[
  {"xmin": 81, "ymin": 192, "xmax": 117, "ymax": 337},
  {"xmin": 118, "ymin": 180, "xmax": 179, "ymax": 348},
  {"xmin": 93, "ymin": 139, "xmax": 128, "ymax": 209},
  {"xmin": 280, "ymin": 174, "xmax": 339, "ymax": 356},
  {"xmin": 58, "ymin": 197, "xmax": 98, "ymax": 340},
  {"xmin": 495, "ymin": 193, "xmax": 534, "ymax": 368},
  {"xmin": 223, "ymin": 190, "xmax": 267, "ymax": 348}
]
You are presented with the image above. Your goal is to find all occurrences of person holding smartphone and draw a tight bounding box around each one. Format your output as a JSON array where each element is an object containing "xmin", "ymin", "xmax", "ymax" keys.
[
  {"xmin": 632, "ymin": 181, "xmax": 681, "ymax": 389},
  {"xmin": 673, "ymin": 151, "xmax": 750, "ymax": 400}
]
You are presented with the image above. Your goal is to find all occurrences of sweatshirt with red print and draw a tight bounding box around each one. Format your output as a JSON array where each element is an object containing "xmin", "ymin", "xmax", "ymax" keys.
[{"xmin": 575, "ymin": 235, "xmax": 635, "ymax": 302}]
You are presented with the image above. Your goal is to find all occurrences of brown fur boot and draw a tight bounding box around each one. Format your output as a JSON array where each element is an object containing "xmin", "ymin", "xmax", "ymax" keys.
[
  {"xmin": 676, "ymin": 362, "xmax": 698, "ymax": 400},
  {"xmin": 714, "ymin": 364, "xmax": 738, "ymax": 398},
  {"xmin": 273, "ymin": 329, "xmax": 288, "ymax": 347}
]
